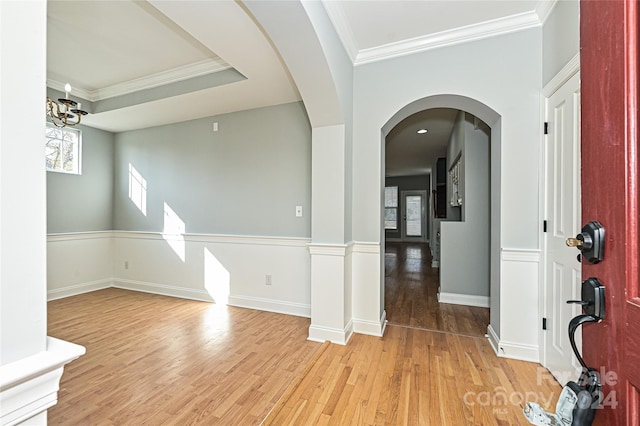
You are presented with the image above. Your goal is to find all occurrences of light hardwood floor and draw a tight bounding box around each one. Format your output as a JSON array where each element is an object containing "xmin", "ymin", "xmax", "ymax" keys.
[
  {"xmin": 385, "ymin": 242, "xmax": 490, "ymax": 337},
  {"xmin": 48, "ymin": 289, "xmax": 321, "ymax": 425},
  {"xmin": 48, "ymin": 289, "xmax": 559, "ymax": 425},
  {"xmin": 264, "ymin": 326, "xmax": 560, "ymax": 425}
]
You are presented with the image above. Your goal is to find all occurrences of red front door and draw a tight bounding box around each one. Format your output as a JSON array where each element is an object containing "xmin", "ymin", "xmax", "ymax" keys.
[{"xmin": 581, "ymin": 0, "xmax": 640, "ymax": 424}]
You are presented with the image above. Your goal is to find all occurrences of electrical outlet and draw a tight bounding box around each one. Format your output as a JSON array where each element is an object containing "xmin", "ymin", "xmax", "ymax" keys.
[{"xmin": 265, "ymin": 274, "xmax": 272, "ymax": 286}]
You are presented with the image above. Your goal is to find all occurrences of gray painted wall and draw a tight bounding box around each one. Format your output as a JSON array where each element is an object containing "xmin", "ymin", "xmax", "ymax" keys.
[
  {"xmin": 113, "ymin": 101, "xmax": 311, "ymax": 237},
  {"xmin": 47, "ymin": 124, "xmax": 115, "ymax": 233},
  {"xmin": 441, "ymin": 113, "xmax": 490, "ymax": 297},
  {"xmin": 543, "ymin": 0, "xmax": 580, "ymax": 85}
]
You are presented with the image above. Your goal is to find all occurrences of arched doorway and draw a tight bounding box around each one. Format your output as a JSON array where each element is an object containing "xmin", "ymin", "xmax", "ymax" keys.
[{"xmin": 381, "ymin": 95, "xmax": 501, "ymax": 338}]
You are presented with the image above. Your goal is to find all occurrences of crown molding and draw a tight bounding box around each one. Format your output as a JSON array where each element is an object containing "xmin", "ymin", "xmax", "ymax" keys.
[
  {"xmin": 536, "ymin": 0, "xmax": 558, "ymax": 25},
  {"xmin": 322, "ymin": 1, "xmax": 359, "ymax": 63},
  {"xmin": 354, "ymin": 11, "xmax": 542, "ymax": 66},
  {"xmin": 46, "ymin": 80, "xmax": 93, "ymax": 101},
  {"xmin": 47, "ymin": 58, "xmax": 231, "ymax": 102}
]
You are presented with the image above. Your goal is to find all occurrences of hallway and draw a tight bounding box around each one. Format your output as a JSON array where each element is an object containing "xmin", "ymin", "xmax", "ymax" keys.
[{"xmin": 384, "ymin": 242, "xmax": 489, "ymax": 337}]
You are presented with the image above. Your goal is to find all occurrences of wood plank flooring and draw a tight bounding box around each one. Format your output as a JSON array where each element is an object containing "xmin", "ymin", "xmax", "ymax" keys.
[
  {"xmin": 264, "ymin": 325, "xmax": 560, "ymax": 425},
  {"xmin": 48, "ymin": 288, "xmax": 559, "ymax": 425},
  {"xmin": 385, "ymin": 242, "xmax": 490, "ymax": 337},
  {"xmin": 48, "ymin": 289, "xmax": 321, "ymax": 425}
]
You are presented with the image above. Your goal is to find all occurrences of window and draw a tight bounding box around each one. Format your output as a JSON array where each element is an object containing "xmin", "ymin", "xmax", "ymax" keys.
[
  {"xmin": 384, "ymin": 186, "xmax": 398, "ymax": 230},
  {"xmin": 45, "ymin": 124, "xmax": 82, "ymax": 174}
]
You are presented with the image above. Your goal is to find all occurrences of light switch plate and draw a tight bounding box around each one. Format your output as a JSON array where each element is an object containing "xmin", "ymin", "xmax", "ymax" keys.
[{"xmin": 295, "ymin": 206, "xmax": 303, "ymax": 217}]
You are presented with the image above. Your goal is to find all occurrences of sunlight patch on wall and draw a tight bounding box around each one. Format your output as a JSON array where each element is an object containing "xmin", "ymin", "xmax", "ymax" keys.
[
  {"xmin": 163, "ymin": 202, "xmax": 186, "ymax": 262},
  {"xmin": 204, "ymin": 247, "xmax": 230, "ymax": 304},
  {"xmin": 128, "ymin": 163, "xmax": 147, "ymax": 216}
]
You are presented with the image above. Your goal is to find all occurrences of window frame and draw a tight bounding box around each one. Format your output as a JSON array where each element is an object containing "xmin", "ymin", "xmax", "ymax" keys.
[
  {"xmin": 45, "ymin": 123, "xmax": 82, "ymax": 175},
  {"xmin": 384, "ymin": 186, "xmax": 399, "ymax": 230}
]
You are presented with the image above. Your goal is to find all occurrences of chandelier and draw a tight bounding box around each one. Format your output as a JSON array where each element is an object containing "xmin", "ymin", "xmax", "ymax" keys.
[{"xmin": 46, "ymin": 83, "xmax": 88, "ymax": 128}]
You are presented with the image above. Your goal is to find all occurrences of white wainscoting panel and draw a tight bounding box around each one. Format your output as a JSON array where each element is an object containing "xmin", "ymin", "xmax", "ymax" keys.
[
  {"xmin": 496, "ymin": 248, "xmax": 541, "ymax": 362},
  {"xmin": 48, "ymin": 231, "xmax": 312, "ymax": 318},
  {"xmin": 308, "ymin": 243, "xmax": 351, "ymax": 344},
  {"xmin": 350, "ymin": 242, "xmax": 386, "ymax": 336},
  {"xmin": 47, "ymin": 232, "xmax": 114, "ymax": 300},
  {"xmin": 112, "ymin": 232, "xmax": 311, "ymax": 316}
]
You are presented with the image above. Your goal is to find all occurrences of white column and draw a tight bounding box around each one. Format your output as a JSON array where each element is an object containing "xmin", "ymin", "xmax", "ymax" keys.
[
  {"xmin": 1, "ymin": 0, "xmax": 47, "ymax": 365},
  {"xmin": 308, "ymin": 125, "xmax": 352, "ymax": 344},
  {"xmin": 0, "ymin": 2, "xmax": 85, "ymax": 424}
]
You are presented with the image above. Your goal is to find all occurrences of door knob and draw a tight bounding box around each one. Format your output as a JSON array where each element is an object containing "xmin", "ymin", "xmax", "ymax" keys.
[{"xmin": 565, "ymin": 221, "xmax": 605, "ymax": 264}]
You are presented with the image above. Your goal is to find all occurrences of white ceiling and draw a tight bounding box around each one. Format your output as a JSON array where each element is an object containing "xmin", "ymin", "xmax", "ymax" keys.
[{"xmin": 46, "ymin": 0, "xmax": 554, "ymax": 175}]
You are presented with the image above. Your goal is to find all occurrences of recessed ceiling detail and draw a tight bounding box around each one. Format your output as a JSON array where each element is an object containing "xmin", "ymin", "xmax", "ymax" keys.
[{"xmin": 46, "ymin": 0, "xmax": 555, "ymax": 133}]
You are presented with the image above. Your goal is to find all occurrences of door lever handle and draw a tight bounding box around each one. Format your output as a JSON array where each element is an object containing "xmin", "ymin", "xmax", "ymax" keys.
[{"xmin": 567, "ymin": 277, "xmax": 606, "ymax": 321}]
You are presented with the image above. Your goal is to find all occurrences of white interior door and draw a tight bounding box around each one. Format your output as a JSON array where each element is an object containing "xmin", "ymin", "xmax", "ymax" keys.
[
  {"xmin": 401, "ymin": 190, "xmax": 427, "ymax": 242},
  {"xmin": 542, "ymin": 71, "xmax": 582, "ymax": 382}
]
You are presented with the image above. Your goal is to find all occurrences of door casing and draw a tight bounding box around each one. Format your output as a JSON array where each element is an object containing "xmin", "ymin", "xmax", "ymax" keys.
[
  {"xmin": 540, "ymin": 67, "xmax": 582, "ymax": 382},
  {"xmin": 400, "ymin": 190, "xmax": 427, "ymax": 242}
]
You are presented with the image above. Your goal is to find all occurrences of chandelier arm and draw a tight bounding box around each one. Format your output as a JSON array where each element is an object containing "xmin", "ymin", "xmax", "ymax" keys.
[
  {"xmin": 46, "ymin": 90, "xmax": 88, "ymax": 128},
  {"xmin": 47, "ymin": 97, "xmax": 65, "ymax": 127}
]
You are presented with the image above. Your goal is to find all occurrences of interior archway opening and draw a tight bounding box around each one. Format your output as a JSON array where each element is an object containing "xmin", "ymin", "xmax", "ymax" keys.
[{"xmin": 381, "ymin": 95, "xmax": 501, "ymax": 338}]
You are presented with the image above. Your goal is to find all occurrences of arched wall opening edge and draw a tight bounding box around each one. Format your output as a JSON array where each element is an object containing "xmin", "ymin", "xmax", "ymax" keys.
[{"xmin": 380, "ymin": 94, "xmax": 502, "ymax": 337}]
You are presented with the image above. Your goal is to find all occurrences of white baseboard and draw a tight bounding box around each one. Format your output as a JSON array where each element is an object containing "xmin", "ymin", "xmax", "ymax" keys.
[
  {"xmin": 486, "ymin": 324, "xmax": 539, "ymax": 363},
  {"xmin": 353, "ymin": 310, "xmax": 387, "ymax": 337},
  {"xmin": 438, "ymin": 292, "xmax": 489, "ymax": 308},
  {"xmin": 47, "ymin": 279, "xmax": 113, "ymax": 301},
  {"xmin": 308, "ymin": 320, "xmax": 353, "ymax": 345},
  {"xmin": 487, "ymin": 324, "xmax": 500, "ymax": 355},
  {"xmin": 113, "ymin": 279, "xmax": 214, "ymax": 303},
  {"xmin": 228, "ymin": 295, "xmax": 311, "ymax": 318}
]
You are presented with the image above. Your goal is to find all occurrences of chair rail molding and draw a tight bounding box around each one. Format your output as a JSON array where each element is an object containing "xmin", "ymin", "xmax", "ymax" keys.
[{"xmin": 0, "ymin": 337, "xmax": 85, "ymax": 425}]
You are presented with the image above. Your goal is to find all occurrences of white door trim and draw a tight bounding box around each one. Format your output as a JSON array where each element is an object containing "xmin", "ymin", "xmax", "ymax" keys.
[
  {"xmin": 540, "ymin": 55, "xmax": 581, "ymax": 378},
  {"xmin": 400, "ymin": 190, "xmax": 427, "ymax": 242}
]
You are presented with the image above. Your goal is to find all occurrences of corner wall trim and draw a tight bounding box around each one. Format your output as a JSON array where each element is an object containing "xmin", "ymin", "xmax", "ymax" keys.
[
  {"xmin": 350, "ymin": 241, "xmax": 381, "ymax": 254},
  {"xmin": 487, "ymin": 324, "xmax": 500, "ymax": 355},
  {"xmin": 438, "ymin": 292, "xmax": 489, "ymax": 308},
  {"xmin": 47, "ymin": 279, "xmax": 113, "ymax": 301},
  {"xmin": 501, "ymin": 248, "xmax": 541, "ymax": 263},
  {"xmin": 308, "ymin": 320, "xmax": 353, "ymax": 345},
  {"xmin": 111, "ymin": 230, "xmax": 310, "ymax": 247},
  {"xmin": 487, "ymin": 324, "xmax": 539, "ymax": 363},
  {"xmin": 228, "ymin": 295, "xmax": 311, "ymax": 318},
  {"xmin": 307, "ymin": 243, "xmax": 348, "ymax": 256},
  {"xmin": 353, "ymin": 310, "xmax": 387, "ymax": 337},
  {"xmin": 113, "ymin": 279, "xmax": 214, "ymax": 303}
]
